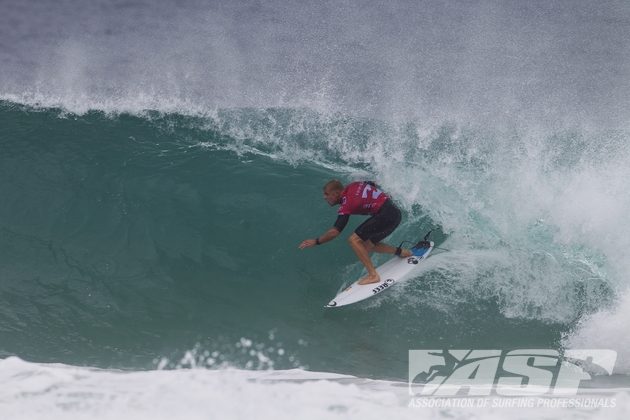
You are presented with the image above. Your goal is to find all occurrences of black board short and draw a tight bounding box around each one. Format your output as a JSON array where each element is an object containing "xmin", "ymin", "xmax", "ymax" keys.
[{"xmin": 354, "ymin": 199, "xmax": 402, "ymax": 243}]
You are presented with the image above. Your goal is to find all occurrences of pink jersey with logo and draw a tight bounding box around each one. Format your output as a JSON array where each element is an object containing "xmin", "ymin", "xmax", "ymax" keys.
[{"xmin": 338, "ymin": 181, "xmax": 389, "ymax": 215}]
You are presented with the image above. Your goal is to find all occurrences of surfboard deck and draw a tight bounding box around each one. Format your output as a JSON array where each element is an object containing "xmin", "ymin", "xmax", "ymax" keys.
[{"xmin": 325, "ymin": 241, "xmax": 434, "ymax": 308}]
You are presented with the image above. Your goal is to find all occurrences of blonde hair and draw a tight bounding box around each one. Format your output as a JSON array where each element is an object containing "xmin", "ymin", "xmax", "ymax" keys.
[{"xmin": 323, "ymin": 179, "xmax": 344, "ymax": 191}]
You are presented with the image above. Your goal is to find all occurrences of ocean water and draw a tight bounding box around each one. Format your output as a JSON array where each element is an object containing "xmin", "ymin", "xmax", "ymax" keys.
[{"xmin": 1, "ymin": 0, "xmax": 630, "ymax": 418}]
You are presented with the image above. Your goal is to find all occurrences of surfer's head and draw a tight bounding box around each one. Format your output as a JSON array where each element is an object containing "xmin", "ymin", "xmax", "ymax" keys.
[{"xmin": 323, "ymin": 179, "xmax": 344, "ymax": 206}]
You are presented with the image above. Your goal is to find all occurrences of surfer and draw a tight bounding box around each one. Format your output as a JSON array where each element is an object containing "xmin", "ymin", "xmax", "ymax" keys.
[{"xmin": 299, "ymin": 180, "xmax": 412, "ymax": 284}]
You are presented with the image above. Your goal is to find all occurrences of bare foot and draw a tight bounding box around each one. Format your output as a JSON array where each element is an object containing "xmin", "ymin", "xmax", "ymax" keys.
[{"xmin": 358, "ymin": 272, "xmax": 381, "ymax": 285}]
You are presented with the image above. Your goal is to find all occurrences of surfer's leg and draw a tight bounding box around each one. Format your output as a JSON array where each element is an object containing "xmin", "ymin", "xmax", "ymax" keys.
[
  {"xmin": 363, "ymin": 240, "xmax": 375, "ymax": 253},
  {"xmin": 358, "ymin": 239, "xmax": 412, "ymax": 257},
  {"xmin": 348, "ymin": 233, "xmax": 380, "ymax": 285},
  {"xmin": 372, "ymin": 242, "xmax": 412, "ymax": 257},
  {"xmin": 355, "ymin": 200, "xmax": 406, "ymax": 258}
]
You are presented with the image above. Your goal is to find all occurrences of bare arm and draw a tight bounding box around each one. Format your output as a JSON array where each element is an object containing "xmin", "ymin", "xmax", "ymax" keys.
[{"xmin": 298, "ymin": 227, "xmax": 340, "ymax": 249}]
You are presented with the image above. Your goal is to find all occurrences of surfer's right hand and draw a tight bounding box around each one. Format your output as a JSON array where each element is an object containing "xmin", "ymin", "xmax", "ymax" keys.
[{"xmin": 298, "ymin": 239, "xmax": 317, "ymax": 249}]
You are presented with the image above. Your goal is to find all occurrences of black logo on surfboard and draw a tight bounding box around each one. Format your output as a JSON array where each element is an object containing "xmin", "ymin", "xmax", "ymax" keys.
[{"xmin": 372, "ymin": 278, "xmax": 394, "ymax": 294}]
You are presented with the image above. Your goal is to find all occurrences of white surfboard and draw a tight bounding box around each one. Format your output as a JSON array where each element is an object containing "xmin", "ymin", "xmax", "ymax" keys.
[{"xmin": 325, "ymin": 241, "xmax": 434, "ymax": 308}]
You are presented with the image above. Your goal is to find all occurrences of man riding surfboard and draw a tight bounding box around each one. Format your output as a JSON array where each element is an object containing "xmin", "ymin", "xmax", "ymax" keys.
[{"xmin": 298, "ymin": 180, "xmax": 412, "ymax": 285}]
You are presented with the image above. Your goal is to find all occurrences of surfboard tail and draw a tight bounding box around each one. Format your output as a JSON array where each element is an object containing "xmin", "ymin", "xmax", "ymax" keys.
[{"xmin": 411, "ymin": 230, "xmax": 433, "ymax": 253}]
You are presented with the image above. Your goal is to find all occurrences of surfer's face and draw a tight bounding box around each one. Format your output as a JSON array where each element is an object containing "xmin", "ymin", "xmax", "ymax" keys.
[{"xmin": 323, "ymin": 187, "xmax": 341, "ymax": 206}]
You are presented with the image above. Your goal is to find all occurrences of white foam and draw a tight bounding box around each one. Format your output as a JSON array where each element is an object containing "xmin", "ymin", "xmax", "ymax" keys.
[
  {"xmin": 563, "ymin": 289, "xmax": 630, "ymax": 374},
  {"xmin": 0, "ymin": 357, "xmax": 628, "ymax": 420}
]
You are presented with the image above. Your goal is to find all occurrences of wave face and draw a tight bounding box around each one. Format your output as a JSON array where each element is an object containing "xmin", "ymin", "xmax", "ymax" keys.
[{"xmin": 1, "ymin": 101, "xmax": 628, "ymax": 380}]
